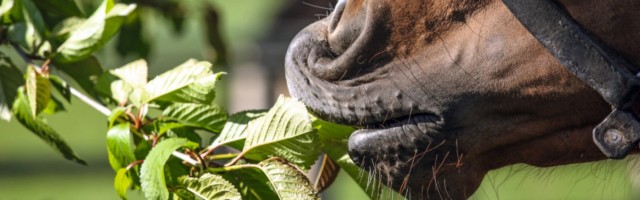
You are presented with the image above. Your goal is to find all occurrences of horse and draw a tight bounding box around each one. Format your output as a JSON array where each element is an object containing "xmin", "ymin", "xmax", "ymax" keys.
[{"xmin": 284, "ymin": 0, "xmax": 640, "ymax": 199}]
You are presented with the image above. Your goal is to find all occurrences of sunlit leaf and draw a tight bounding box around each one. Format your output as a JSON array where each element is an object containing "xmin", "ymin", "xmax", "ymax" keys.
[
  {"xmin": 111, "ymin": 59, "xmax": 147, "ymax": 89},
  {"xmin": 115, "ymin": 168, "xmax": 132, "ymax": 200},
  {"xmin": 0, "ymin": 0, "xmax": 14, "ymax": 17},
  {"xmin": 0, "ymin": 62, "xmax": 23, "ymax": 121},
  {"xmin": 25, "ymin": 65, "xmax": 50, "ymax": 117},
  {"xmin": 12, "ymin": 87, "xmax": 86, "ymax": 165},
  {"xmin": 241, "ymin": 96, "xmax": 321, "ymax": 170},
  {"xmin": 144, "ymin": 59, "xmax": 222, "ymax": 105},
  {"xmin": 178, "ymin": 173, "xmax": 241, "ymax": 200},
  {"xmin": 162, "ymin": 103, "xmax": 227, "ymax": 133},
  {"xmin": 209, "ymin": 110, "xmax": 266, "ymax": 150},
  {"xmin": 140, "ymin": 138, "xmax": 197, "ymax": 200},
  {"xmin": 107, "ymin": 123, "xmax": 136, "ymax": 171},
  {"xmin": 111, "ymin": 80, "xmax": 133, "ymax": 105},
  {"xmin": 108, "ymin": 107, "xmax": 127, "ymax": 128},
  {"xmin": 50, "ymin": 17, "xmax": 85, "ymax": 45},
  {"xmin": 54, "ymin": 0, "xmax": 136, "ymax": 63}
]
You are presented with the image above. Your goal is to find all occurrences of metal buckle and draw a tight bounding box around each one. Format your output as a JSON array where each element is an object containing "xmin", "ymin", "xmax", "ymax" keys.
[{"xmin": 593, "ymin": 109, "xmax": 640, "ymax": 159}]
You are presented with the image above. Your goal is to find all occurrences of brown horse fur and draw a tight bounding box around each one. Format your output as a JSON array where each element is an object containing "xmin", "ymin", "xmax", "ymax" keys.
[{"xmin": 285, "ymin": 0, "xmax": 640, "ymax": 199}]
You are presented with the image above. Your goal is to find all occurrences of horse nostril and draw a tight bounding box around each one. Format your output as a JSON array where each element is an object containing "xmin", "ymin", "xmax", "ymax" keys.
[{"xmin": 329, "ymin": 0, "xmax": 347, "ymax": 33}]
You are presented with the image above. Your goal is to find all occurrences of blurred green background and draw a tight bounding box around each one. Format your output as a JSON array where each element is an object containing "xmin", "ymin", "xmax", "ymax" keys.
[{"xmin": 0, "ymin": 0, "xmax": 639, "ymax": 199}]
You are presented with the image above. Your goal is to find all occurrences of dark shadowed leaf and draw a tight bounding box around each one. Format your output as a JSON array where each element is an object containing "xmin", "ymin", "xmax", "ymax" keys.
[
  {"xmin": 209, "ymin": 110, "xmax": 267, "ymax": 151},
  {"xmin": 54, "ymin": 0, "xmax": 136, "ymax": 63},
  {"xmin": 25, "ymin": 65, "xmax": 50, "ymax": 117},
  {"xmin": 116, "ymin": 13, "xmax": 150, "ymax": 59},
  {"xmin": 0, "ymin": 62, "xmax": 23, "ymax": 121},
  {"xmin": 140, "ymin": 138, "xmax": 197, "ymax": 200},
  {"xmin": 165, "ymin": 127, "xmax": 202, "ymax": 146},
  {"xmin": 314, "ymin": 155, "xmax": 340, "ymax": 193},
  {"xmin": 54, "ymin": 56, "xmax": 103, "ymax": 99},
  {"xmin": 7, "ymin": 0, "xmax": 50, "ymax": 54},
  {"xmin": 48, "ymin": 75, "xmax": 71, "ymax": 102},
  {"xmin": 178, "ymin": 173, "xmax": 241, "ymax": 200},
  {"xmin": 115, "ymin": 168, "xmax": 132, "ymax": 200},
  {"xmin": 203, "ymin": 4, "xmax": 227, "ymax": 66},
  {"xmin": 12, "ymin": 87, "xmax": 85, "ymax": 165},
  {"xmin": 162, "ymin": 103, "xmax": 227, "ymax": 133},
  {"xmin": 106, "ymin": 123, "xmax": 136, "ymax": 171},
  {"xmin": 32, "ymin": 0, "xmax": 84, "ymax": 18}
]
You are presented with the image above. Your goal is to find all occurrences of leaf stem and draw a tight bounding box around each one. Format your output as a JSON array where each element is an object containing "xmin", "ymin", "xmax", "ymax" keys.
[
  {"xmin": 225, "ymin": 151, "xmax": 249, "ymax": 166},
  {"xmin": 204, "ymin": 153, "xmax": 239, "ymax": 161}
]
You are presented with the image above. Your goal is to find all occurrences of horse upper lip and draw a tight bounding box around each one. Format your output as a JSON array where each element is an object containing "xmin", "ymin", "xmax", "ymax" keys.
[{"xmin": 329, "ymin": 0, "xmax": 347, "ymax": 33}]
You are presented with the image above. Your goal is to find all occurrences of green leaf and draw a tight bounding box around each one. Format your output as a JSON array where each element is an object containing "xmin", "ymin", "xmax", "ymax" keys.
[
  {"xmin": 108, "ymin": 107, "xmax": 127, "ymax": 128},
  {"xmin": 0, "ymin": 62, "xmax": 24, "ymax": 121},
  {"xmin": 25, "ymin": 65, "xmax": 51, "ymax": 117},
  {"xmin": 41, "ymin": 95, "xmax": 65, "ymax": 115},
  {"xmin": 223, "ymin": 158, "xmax": 318, "ymax": 200},
  {"xmin": 162, "ymin": 103, "xmax": 227, "ymax": 133},
  {"xmin": 210, "ymin": 110, "xmax": 267, "ymax": 150},
  {"xmin": 54, "ymin": 0, "xmax": 136, "ymax": 63},
  {"xmin": 178, "ymin": 173, "xmax": 241, "ymax": 200},
  {"xmin": 50, "ymin": 17, "xmax": 85, "ymax": 46},
  {"xmin": 53, "ymin": 56, "xmax": 103, "ymax": 100},
  {"xmin": 12, "ymin": 87, "xmax": 86, "ymax": 165},
  {"xmin": 241, "ymin": 96, "xmax": 321, "ymax": 169},
  {"xmin": 7, "ymin": 0, "xmax": 50, "ymax": 54},
  {"xmin": 48, "ymin": 75, "xmax": 71, "ymax": 102},
  {"xmin": 115, "ymin": 168, "xmax": 132, "ymax": 200},
  {"xmin": 107, "ymin": 123, "xmax": 136, "ymax": 171},
  {"xmin": 140, "ymin": 138, "xmax": 197, "ymax": 200},
  {"xmin": 144, "ymin": 59, "xmax": 221, "ymax": 104},
  {"xmin": 0, "ymin": 0, "xmax": 14, "ymax": 17}
]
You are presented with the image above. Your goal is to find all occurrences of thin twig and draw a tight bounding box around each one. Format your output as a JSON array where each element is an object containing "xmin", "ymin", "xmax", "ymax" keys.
[{"xmin": 173, "ymin": 151, "xmax": 200, "ymax": 167}]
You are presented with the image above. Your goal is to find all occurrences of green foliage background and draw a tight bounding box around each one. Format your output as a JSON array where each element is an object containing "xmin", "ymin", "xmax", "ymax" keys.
[{"xmin": 0, "ymin": 0, "xmax": 638, "ymax": 199}]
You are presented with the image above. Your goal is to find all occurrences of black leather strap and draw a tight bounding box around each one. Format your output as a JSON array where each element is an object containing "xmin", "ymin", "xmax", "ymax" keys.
[{"xmin": 502, "ymin": 0, "xmax": 640, "ymax": 159}]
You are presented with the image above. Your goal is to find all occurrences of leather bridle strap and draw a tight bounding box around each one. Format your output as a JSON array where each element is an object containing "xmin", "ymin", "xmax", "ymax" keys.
[{"xmin": 502, "ymin": 0, "xmax": 640, "ymax": 158}]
